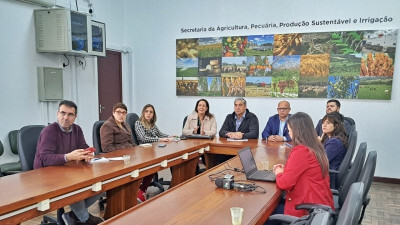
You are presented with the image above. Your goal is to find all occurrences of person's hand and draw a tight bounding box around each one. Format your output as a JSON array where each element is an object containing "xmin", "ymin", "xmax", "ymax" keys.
[
  {"xmin": 159, "ymin": 138, "xmax": 171, "ymax": 142},
  {"xmin": 193, "ymin": 126, "xmax": 199, "ymax": 134},
  {"xmin": 268, "ymin": 135, "xmax": 277, "ymax": 141},
  {"xmin": 66, "ymin": 149, "xmax": 92, "ymax": 162},
  {"xmin": 273, "ymin": 164, "xmax": 285, "ymax": 175}
]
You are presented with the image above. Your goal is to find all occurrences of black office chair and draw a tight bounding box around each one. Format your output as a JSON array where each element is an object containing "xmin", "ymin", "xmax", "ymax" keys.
[
  {"xmin": 182, "ymin": 115, "xmax": 188, "ymax": 128},
  {"xmin": 329, "ymin": 131, "xmax": 358, "ymax": 189},
  {"xmin": 356, "ymin": 151, "xmax": 377, "ymax": 224},
  {"xmin": 18, "ymin": 125, "xmax": 65, "ymax": 225},
  {"xmin": 0, "ymin": 130, "xmax": 22, "ymax": 176},
  {"xmin": 126, "ymin": 113, "xmax": 140, "ymax": 145},
  {"xmin": 92, "ymin": 120, "xmax": 105, "ymax": 155}
]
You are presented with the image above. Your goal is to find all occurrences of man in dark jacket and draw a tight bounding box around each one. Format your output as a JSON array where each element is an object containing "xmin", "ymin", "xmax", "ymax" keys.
[{"xmin": 219, "ymin": 97, "xmax": 259, "ymax": 139}]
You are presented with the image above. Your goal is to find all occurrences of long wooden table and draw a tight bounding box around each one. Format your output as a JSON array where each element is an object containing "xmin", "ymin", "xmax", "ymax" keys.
[
  {"xmin": 0, "ymin": 138, "xmax": 290, "ymax": 225},
  {"xmin": 102, "ymin": 139, "xmax": 291, "ymax": 225}
]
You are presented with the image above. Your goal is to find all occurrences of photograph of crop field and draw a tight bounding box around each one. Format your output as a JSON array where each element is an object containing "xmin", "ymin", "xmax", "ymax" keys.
[
  {"xmin": 221, "ymin": 76, "xmax": 245, "ymax": 97},
  {"xmin": 357, "ymin": 76, "xmax": 392, "ymax": 100},
  {"xmin": 198, "ymin": 77, "xmax": 222, "ymax": 96},
  {"xmin": 300, "ymin": 54, "xmax": 330, "ymax": 77},
  {"xmin": 222, "ymin": 36, "xmax": 248, "ymax": 57},
  {"xmin": 298, "ymin": 76, "xmax": 328, "ymax": 98},
  {"xmin": 198, "ymin": 37, "xmax": 222, "ymax": 58},
  {"xmin": 330, "ymin": 31, "xmax": 363, "ymax": 55},
  {"xmin": 362, "ymin": 30, "xmax": 397, "ymax": 56},
  {"xmin": 327, "ymin": 76, "xmax": 359, "ymax": 99},
  {"xmin": 176, "ymin": 58, "xmax": 198, "ymax": 77},
  {"xmin": 273, "ymin": 34, "xmax": 302, "ymax": 56},
  {"xmin": 301, "ymin": 32, "xmax": 332, "ymax": 55},
  {"xmin": 221, "ymin": 57, "xmax": 246, "ymax": 77},
  {"xmin": 176, "ymin": 38, "xmax": 198, "ymax": 58},
  {"xmin": 176, "ymin": 77, "xmax": 198, "ymax": 96},
  {"xmin": 245, "ymin": 77, "xmax": 271, "ymax": 97},
  {"xmin": 246, "ymin": 35, "xmax": 274, "ymax": 56},
  {"xmin": 247, "ymin": 56, "xmax": 272, "ymax": 76},
  {"xmin": 329, "ymin": 54, "xmax": 361, "ymax": 77},
  {"xmin": 273, "ymin": 55, "xmax": 300, "ymax": 77},
  {"xmin": 360, "ymin": 52, "xmax": 394, "ymax": 77},
  {"xmin": 198, "ymin": 57, "xmax": 222, "ymax": 77}
]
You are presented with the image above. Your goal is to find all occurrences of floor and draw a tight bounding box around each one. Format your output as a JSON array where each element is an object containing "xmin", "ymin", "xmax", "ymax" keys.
[{"xmin": 21, "ymin": 170, "xmax": 400, "ymax": 225}]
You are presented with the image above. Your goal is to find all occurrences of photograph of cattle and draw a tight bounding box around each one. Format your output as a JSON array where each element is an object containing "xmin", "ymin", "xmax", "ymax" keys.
[
  {"xmin": 245, "ymin": 77, "xmax": 271, "ymax": 97},
  {"xmin": 176, "ymin": 29, "xmax": 396, "ymax": 100}
]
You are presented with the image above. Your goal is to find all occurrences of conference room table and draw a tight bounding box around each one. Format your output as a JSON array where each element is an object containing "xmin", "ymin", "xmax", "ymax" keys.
[
  {"xmin": 0, "ymin": 137, "xmax": 290, "ymax": 224},
  {"xmin": 102, "ymin": 139, "xmax": 291, "ymax": 225}
]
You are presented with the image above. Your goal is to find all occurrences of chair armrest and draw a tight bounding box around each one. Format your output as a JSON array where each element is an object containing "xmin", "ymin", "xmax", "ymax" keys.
[
  {"xmin": 329, "ymin": 169, "xmax": 339, "ymax": 174},
  {"xmin": 5, "ymin": 170, "xmax": 22, "ymax": 175},
  {"xmin": 295, "ymin": 203, "xmax": 334, "ymax": 212},
  {"xmin": 268, "ymin": 214, "xmax": 298, "ymax": 223},
  {"xmin": 331, "ymin": 189, "xmax": 339, "ymax": 195}
]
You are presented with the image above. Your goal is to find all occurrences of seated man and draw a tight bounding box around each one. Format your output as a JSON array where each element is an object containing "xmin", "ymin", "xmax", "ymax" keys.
[
  {"xmin": 34, "ymin": 100, "xmax": 104, "ymax": 225},
  {"xmin": 262, "ymin": 100, "xmax": 291, "ymax": 141},
  {"xmin": 315, "ymin": 99, "xmax": 354, "ymax": 137},
  {"xmin": 219, "ymin": 97, "xmax": 259, "ymax": 139}
]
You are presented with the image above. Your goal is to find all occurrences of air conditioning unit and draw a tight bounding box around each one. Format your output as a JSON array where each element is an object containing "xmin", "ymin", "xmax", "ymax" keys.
[{"xmin": 15, "ymin": 0, "xmax": 55, "ymax": 8}]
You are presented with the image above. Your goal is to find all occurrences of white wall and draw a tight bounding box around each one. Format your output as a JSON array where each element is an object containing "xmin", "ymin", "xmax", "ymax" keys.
[
  {"xmin": 1, "ymin": 0, "xmax": 399, "ymax": 179},
  {"xmin": 125, "ymin": 0, "xmax": 400, "ymax": 179}
]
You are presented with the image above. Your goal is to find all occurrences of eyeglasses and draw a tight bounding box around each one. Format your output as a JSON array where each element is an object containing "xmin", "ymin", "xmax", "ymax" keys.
[
  {"xmin": 59, "ymin": 111, "xmax": 76, "ymax": 118},
  {"xmin": 277, "ymin": 108, "xmax": 289, "ymax": 111},
  {"xmin": 115, "ymin": 110, "xmax": 127, "ymax": 115}
]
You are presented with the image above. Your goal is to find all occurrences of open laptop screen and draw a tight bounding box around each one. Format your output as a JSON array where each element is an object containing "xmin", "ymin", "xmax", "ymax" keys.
[{"xmin": 238, "ymin": 147, "xmax": 258, "ymax": 175}]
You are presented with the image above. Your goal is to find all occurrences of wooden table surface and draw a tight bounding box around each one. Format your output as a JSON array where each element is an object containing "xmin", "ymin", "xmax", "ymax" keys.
[{"xmin": 102, "ymin": 139, "xmax": 291, "ymax": 225}]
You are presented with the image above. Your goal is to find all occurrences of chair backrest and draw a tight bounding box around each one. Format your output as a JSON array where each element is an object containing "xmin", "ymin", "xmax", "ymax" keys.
[
  {"xmin": 357, "ymin": 151, "xmax": 377, "ymax": 204},
  {"xmin": 126, "ymin": 113, "xmax": 139, "ymax": 145},
  {"xmin": 92, "ymin": 120, "xmax": 105, "ymax": 154},
  {"xmin": 8, "ymin": 130, "xmax": 19, "ymax": 155},
  {"xmin": 334, "ymin": 132, "xmax": 359, "ymax": 188},
  {"xmin": 17, "ymin": 125, "xmax": 45, "ymax": 171},
  {"xmin": 336, "ymin": 182, "xmax": 364, "ymax": 225},
  {"xmin": 0, "ymin": 140, "xmax": 4, "ymax": 156},
  {"xmin": 338, "ymin": 142, "xmax": 366, "ymax": 207},
  {"xmin": 343, "ymin": 116, "xmax": 356, "ymax": 126},
  {"xmin": 183, "ymin": 116, "xmax": 188, "ymax": 129}
]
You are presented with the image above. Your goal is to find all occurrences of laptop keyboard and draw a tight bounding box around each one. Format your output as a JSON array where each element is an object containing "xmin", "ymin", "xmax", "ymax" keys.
[{"xmin": 250, "ymin": 170, "xmax": 274, "ymax": 179}]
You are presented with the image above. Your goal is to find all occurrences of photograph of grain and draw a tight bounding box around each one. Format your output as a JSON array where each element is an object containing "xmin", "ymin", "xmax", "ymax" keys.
[
  {"xmin": 221, "ymin": 57, "xmax": 246, "ymax": 77},
  {"xmin": 246, "ymin": 35, "xmax": 274, "ymax": 56},
  {"xmin": 298, "ymin": 76, "xmax": 328, "ymax": 98},
  {"xmin": 301, "ymin": 32, "xmax": 332, "ymax": 55},
  {"xmin": 176, "ymin": 58, "xmax": 198, "ymax": 77},
  {"xmin": 357, "ymin": 76, "xmax": 392, "ymax": 100},
  {"xmin": 329, "ymin": 54, "xmax": 361, "ymax": 77},
  {"xmin": 300, "ymin": 54, "xmax": 330, "ymax": 77},
  {"xmin": 327, "ymin": 76, "xmax": 359, "ymax": 99},
  {"xmin": 198, "ymin": 57, "xmax": 222, "ymax": 76},
  {"xmin": 222, "ymin": 36, "xmax": 248, "ymax": 57},
  {"xmin": 176, "ymin": 38, "xmax": 199, "ymax": 58},
  {"xmin": 245, "ymin": 77, "xmax": 271, "ymax": 97},
  {"xmin": 273, "ymin": 34, "xmax": 302, "ymax": 56},
  {"xmin": 330, "ymin": 31, "xmax": 363, "ymax": 55},
  {"xmin": 198, "ymin": 77, "xmax": 222, "ymax": 96},
  {"xmin": 247, "ymin": 56, "xmax": 272, "ymax": 76},
  {"xmin": 176, "ymin": 77, "xmax": 198, "ymax": 96},
  {"xmin": 362, "ymin": 30, "xmax": 397, "ymax": 55},
  {"xmin": 360, "ymin": 52, "xmax": 394, "ymax": 77},
  {"xmin": 198, "ymin": 37, "xmax": 222, "ymax": 58},
  {"xmin": 221, "ymin": 76, "xmax": 245, "ymax": 97}
]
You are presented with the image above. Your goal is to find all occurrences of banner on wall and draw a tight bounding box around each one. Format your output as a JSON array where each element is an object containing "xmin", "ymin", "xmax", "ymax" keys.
[{"xmin": 176, "ymin": 29, "xmax": 396, "ymax": 100}]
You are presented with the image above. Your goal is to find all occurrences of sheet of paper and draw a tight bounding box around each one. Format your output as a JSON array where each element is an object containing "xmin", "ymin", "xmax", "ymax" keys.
[
  {"xmin": 107, "ymin": 157, "xmax": 124, "ymax": 161},
  {"xmin": 139, "ymin": 143, "xmax": 152, "ymax": 147},
  {"xmin": 227, "ymin": 138, "xmax": 248, "ymax": 142},
  {"xmin": 90, "ymin": 157, "xmax": 109, "ymax": 163}
]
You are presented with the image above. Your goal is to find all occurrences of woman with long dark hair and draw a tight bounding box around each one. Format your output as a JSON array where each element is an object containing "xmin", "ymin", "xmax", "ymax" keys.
[{"xmin": 182, "ymin": 99, "xmax": 217, "ymax": 136}]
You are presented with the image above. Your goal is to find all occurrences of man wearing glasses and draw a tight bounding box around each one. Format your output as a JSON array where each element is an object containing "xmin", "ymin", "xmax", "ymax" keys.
[
  {"xmin": 34, "ymin": 100, "xmax": 104, "ymax": 225},
  {"xmin": 262, "ymin": 100, "xmax": 292, "ymax": 141}
]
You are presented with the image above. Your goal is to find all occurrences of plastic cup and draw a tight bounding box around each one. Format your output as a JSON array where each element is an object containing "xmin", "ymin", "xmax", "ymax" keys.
[
  {"xmin": 262, "ymin": 160, "xmax": 269, "ymax": 170},
  {"xmin": 230, "ymin": 207, "xmax": 244, "ymax": 225},
  {"xmin": 123, "ymin": 155, "xmax": 130, "ymax": 164}
]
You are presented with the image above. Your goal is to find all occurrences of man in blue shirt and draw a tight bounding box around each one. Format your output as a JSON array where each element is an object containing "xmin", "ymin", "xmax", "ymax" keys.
[{"xmin": 262, "ymin": 100, "xmax": 291, "ymax": 141}]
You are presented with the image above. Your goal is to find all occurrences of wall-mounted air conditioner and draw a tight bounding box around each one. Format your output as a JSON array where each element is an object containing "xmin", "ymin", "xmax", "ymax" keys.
[{"xmin": 16, "ymin": 0, "xmax": 56, "ymax": 8}]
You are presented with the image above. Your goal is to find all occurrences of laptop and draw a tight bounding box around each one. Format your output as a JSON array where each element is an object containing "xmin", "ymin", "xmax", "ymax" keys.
[
  {"xmin": 238, "ymin": 147, "xmax": 276, "ymax": 182},
  {"xmin": 180, "ymin": 134, "xmax": 213, "ymax": 139}
]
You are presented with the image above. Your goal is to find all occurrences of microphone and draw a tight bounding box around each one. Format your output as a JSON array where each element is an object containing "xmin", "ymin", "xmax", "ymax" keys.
[{"xmin": 215, "ymin": 178, "xmax": 245, "ymax": 190}]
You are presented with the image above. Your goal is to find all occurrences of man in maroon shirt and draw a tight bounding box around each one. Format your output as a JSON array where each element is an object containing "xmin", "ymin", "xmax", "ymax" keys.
[{"xmin": 34, "ymin": 100, "xmax": 103, "ymax": 225}]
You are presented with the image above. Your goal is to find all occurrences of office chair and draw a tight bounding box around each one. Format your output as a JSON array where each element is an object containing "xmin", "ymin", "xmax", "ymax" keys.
[
  {"xmin": 18, "ymin": 125, "xmax": 65, "ymax": 225},
  {"xmin": 356, "ymin": 151, "xmax": 377, "ymax": 224},
  {"xmin": 126, "ymin": 113, "xmax": 140, "ymax": 145},
  {"xmin": 0, "ymin": 130, "xmax": 22, "ymax": 175},
  {"xmin": 92, "ymin": 120, "xmax": 105, "ymax": 155},
  {"xmin": 329, "ymin": 131, "xmax": 358, "ymax": 189},
  {"xmin": 268, "ymin": 182, "xmax": 364, "ymax": 225},
  {"xmin": 182, "ymin": 115, "xmax": 188, "ymax": 128}
]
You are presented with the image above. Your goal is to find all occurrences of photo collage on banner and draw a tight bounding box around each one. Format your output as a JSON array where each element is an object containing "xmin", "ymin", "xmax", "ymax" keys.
[{"xmin": 176, "ymin": 29, "xmax": 397, "ymax": 100}]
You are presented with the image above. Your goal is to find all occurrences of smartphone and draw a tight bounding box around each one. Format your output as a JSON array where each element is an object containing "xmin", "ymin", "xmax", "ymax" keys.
[
  {"xmin": 85, "ymin": 147, "xmax": 96, "ymax": 152},
  {"xmin": 158, "ymin": 144, "xmax": 166, "ymax": 148}
]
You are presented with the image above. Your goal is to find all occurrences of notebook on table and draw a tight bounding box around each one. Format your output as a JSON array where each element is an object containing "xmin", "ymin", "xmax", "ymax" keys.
[{"xmin": 238, "ymin": 147, "xmax": 276, "ymax": 182}]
